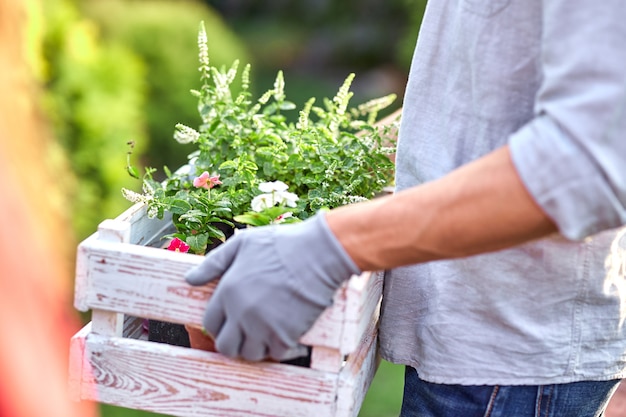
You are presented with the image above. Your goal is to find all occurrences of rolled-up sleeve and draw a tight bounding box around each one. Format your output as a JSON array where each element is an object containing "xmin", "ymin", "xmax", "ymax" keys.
[{"xmin": 509, "ymin": 0, "xmax": 626, "ymax": 240}]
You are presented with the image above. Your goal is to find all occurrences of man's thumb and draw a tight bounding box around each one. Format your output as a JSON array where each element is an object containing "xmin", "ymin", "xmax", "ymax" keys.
[{"xmin": 185, "ymin": 236, "xmax": 241, "ymax": 286}]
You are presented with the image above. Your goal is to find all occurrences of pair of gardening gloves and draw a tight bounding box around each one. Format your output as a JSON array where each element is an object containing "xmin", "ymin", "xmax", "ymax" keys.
[{"xmin": 185, "ymin": 213, "xmax": 360, "ymax": 361}]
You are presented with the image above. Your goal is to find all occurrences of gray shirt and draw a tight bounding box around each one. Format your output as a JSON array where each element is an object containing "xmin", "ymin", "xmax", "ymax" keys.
[{"xmin": 380, "ymin": 0, "xmax": 626, "ymax": 384}]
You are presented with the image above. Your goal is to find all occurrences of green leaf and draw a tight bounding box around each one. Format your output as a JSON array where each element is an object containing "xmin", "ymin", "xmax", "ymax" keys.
[
  {"xmin": 206, "ymin": 224, "xmax": 227, "ymax": 241},
  {"xmin": 206, "ymin": 118, "xmax": 221, "ymax": 133},
  {"xmin": 206, "ymin": 217, "xmax": 234, "ymax": 228},
  {"xmin": 179, "ymin": 209, "xmax": 206, "ymax": 223},
  {"xmin": 219, "ymin": 160, "xmax": 237, "ymax": 170},
  {"xmin": 308, "ymin": 189, "xmax": 323, "ymax": 199},
  {"xmin": 264, "ymin": 206, "xmax": 298, "ymax": 218},
  {"xmin": 234, "ymin": 213, "xmax": 271, "ymax": 227},
  {"xmin": 127, "ymin": 165, "xmax": 140, "ymax": 179},
  {"xmin": 280, "ymin": 101, "xmax": 297, "ymax": 111},
  {"xmin": 269, "ymin": 115, "xmax": 286, "ymax": 124},
  {"xmin": 169, "ymin": 199, "xmax": 193, "ymax": 214},
  {"xmin": 263, "ymin": 102, "xmax": 278, "ymax": 115},
  {"xmin": 186, "ymin": 234, "xmax": 208, "ymax": 254},
  {"xmin": 223, "ymin": 116, "xmax": 239, "ymax": 129}
]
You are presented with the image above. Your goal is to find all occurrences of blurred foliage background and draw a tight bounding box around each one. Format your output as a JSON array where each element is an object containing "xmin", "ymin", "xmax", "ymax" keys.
[{"xmin": 33, "ymin": 0, "xmax": 427, "ymax": 415}]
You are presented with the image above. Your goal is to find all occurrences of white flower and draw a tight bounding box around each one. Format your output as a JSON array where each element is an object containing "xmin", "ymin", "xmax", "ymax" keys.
[
  {"xmin": 252, "ymin": 114, "xmax": 264, "ymax": 129},
  {"xmin": 251, "ymin": 182, "xmax": 299, "ymax": 212},
  {"xmin": 277, "ymin": 190, "xmax": 299, "ymax": 207},
  {"xmin": 122, "ymin": 188, "xmax": 147, "ymax": 204},
  {"xmin": 173, "ymin": 123, "xmax": 200, "ymax": 144},
  {"xmin": 333, "ymin": 73, "xmax": 355, "ymax": 116},
  {"xmin": 147, "ymin": 206, "xmax": 159, "ymax": 219},
  {"xmin": 210, "ymin": 60, "xmax": 239, "ymax": 99},
  {"xmin": 198, "ymin": 22, "xmax": 209, "ymax": 71},
  {"xmin": 251, "ymin": 193, "xmax": 274, "ymax": 212},
  {"xmin": 297, "ymin": 97, "xmax": 316, "ymax": 130},
  {"xmin": 241, "ymin": 63, "xmax": 251, "ymax": 91},
  {"xmin": 259, "ymin": 181, "xmax": 289, "ymax": 193},
  {"xmin": 142, "ymin": 181, "xmax": 155, "ymax": 196},
  {"xmin": 258, "ymin": 89, "xmax": 273, "ymax": 105},
  {"xmin": 357, "ymin": 94, "xmax": 397, "ymax": 116},
  {"xmin": 273, "ymin": 70, "xmax": 285, "ymax": 102}
]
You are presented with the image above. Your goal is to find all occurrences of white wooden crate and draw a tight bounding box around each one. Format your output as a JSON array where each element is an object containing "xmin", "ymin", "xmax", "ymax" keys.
[{"xmin": 69, "ymin": 202, "xmax": 383, "ymax": 417}]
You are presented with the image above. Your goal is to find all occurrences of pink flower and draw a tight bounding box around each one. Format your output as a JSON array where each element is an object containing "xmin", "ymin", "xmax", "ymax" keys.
[
  {"xmin": 193, "ymin": 171, "xmax": 222, "ymax": 189},
  {"xmin": 274, "ymin": 212, "xmax": 293, "ymax": 224},
  {"xmin": 167, "ymin": 237, "xmax": 190, "ymax": 253}
]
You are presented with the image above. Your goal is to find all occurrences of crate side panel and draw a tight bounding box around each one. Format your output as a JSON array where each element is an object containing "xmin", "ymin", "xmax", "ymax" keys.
[
  {"xmin": 335, "ymin": 314, "xmax": 381, "ymax": 417},
  {"xmin": 69, "ymin": 322, "xmax": 92, "ymax": 400},
  {"xmin": 340, "ymin": 271, "xmax": 384, "ymax": 354},
  {"xmin": 75, "ymin": 240, "xmax": 94, "ymax": 312},
  {"xmin": 81, "ymin": 240, "xmax": 350, "ymax": 348},
  {"xmin": 114, "ymin": 202, "xmax": 173, "ymax": 246},
  {"xmin": 83, "ymin": 241, "xmax": 207, "ymax": 325},
  {"xmin": 81, "ymin": 335, "xmax": 337, "ymax": 417},
  {"xmin": 299, "ymin": 284, "xmax": 348, "ymax": 349}
]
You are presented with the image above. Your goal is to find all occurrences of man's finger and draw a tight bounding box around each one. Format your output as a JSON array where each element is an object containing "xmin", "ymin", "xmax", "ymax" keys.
[
  {"xmin": 240, "ymin": 334, "xmax": 268, "ymax": 362},
  {"xmin": 201, "ymin": 301, "xmax": 226, "ymax": 342},
  {"xmin": 185, "ymin": 235, "xmax": 242, "ymax": 286},
  {"xmin": 215, "ymin": 320, "xmax": 243, "ymax": 358}
]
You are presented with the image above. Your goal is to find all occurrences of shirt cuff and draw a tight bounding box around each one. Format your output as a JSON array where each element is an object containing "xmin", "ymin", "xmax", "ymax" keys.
[{"xmin": 508, "ymin": 115, "xmax": 625, "ymax": 240}]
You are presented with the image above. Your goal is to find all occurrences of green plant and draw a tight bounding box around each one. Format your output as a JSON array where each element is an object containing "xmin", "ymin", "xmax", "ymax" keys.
[{"xmin": 125, "ymin": 22, "xmax": 398, "ymax": 254}]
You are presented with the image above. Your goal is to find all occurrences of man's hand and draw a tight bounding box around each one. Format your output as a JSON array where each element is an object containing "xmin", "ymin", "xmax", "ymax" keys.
[{"xmin": 185, "ymin": 213, "xmax": 360, "ymax": 361}]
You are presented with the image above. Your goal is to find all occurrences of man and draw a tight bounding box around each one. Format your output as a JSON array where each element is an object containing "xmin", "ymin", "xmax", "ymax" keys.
[{"xmin": 186, "ymin": 0, "xmax": 626, "ymax": 414}]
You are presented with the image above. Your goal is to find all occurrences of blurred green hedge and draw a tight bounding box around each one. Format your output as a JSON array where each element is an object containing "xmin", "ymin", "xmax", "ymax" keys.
[
  {"xmin": 42, "ymin": 0, "xmax": 148, "ymax": 241},
  {"xmin": 81, "ymin": 0, "xmax": 251, "ymax": 175},
  {"xmin": 41, "ymin": 0, "xmax": 249, "ymax": 241}
]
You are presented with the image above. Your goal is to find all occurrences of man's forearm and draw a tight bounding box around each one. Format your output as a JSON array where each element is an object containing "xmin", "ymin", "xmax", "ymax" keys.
[{"xmin": 326, "ymin": 146, "xmax": 558, "ymax": 271}]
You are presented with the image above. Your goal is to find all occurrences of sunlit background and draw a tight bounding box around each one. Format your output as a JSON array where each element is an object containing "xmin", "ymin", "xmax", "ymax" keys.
[{"xmin": 1, "ymin": 0, "xmax": 428, "ymax": 416}]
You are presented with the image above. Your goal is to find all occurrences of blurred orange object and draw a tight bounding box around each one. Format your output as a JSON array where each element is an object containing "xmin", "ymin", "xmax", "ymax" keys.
[
  {"xmin": 0, "ymin": 0, "xmax": 97, "ymax": 416},
  {"xmin": 185, "ymin": 323, "xmax": 217, "ymax": 352}
]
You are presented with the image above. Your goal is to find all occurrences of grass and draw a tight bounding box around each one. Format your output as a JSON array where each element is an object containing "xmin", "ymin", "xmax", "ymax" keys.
[
  {"xmin": 99, "ymin": 359, "xmax": 404, "ymax": 417},
  {"xmin": 358, "ymin": 360, "xmax": 404, "ymax": 417}
]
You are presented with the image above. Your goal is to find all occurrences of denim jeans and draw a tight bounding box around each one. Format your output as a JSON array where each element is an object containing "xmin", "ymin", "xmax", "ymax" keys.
[{"xmin": 400, "ymin": 366, "xmax": 620, "ymax": 417}]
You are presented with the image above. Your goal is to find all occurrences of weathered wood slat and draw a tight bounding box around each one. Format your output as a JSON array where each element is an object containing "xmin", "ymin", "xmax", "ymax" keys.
[
  {"xmin": 299, "ymin": 270, "xmax": 383, "ymax": 354},
  {"xmin": 75, "ymin": 235, "xmax": 380, "ymax": 352},
  {"xmin": 310, "ymin": 346, "xmax": 343, "ymax": 373},
  {"xmin": 74, "ymin": 237, "xmax": 206, "ymax": 320},
  {"xmin": 76, "ymin": 332, "xmax": 340, "ymax": 417},
  {"xmin": 72, "ymin": 313, "xmax": 380, "ymax": 417},
  {"xmin": 90, "ymin": 220, "xmax": 131, "ymax": 337},
  {"xmin": 336, "ymin": 306, "xmax": 381, "ymax": 417},
  {"xmin": 69, "ymin": 322, "xmax": 91, "ymax": 401},
  {"xmin": 341, "ymin": 270, "xmax": 383, "ymax": 354}
]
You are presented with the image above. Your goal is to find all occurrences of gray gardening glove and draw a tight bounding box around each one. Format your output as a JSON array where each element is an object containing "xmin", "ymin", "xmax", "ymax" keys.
[{"xmin": 185, "ymin": 213, "xmax": 360, "ymax": 361}]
